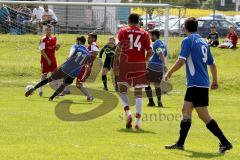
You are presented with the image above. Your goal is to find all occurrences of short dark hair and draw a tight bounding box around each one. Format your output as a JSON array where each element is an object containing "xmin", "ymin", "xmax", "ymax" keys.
[
  {"xmin": 88, "ymin": 33, "xmax": 97, "ymax": 41},
  {"xmin": 77, "ymin": 36, "xmax": 86, "ymax": 45},
  {"xmin": 150, "ymin": 29, "xmax": 160, "ymax": 38},
  {"xmin": 128, "ymin": 13, "xmax": 140, "ymax": 25},
  {"xmin": 184, "ymin": 17, "xmax": 198, "ymax": 33},
  {"xmin": 46, "ymin": 24, "xmax": 52, "ymax": 28}
]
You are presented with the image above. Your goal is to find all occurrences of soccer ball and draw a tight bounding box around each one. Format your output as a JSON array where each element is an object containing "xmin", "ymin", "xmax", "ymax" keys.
[{"xmin": 25, "ymin": 85, "xmax": 35, "ymax": 95}]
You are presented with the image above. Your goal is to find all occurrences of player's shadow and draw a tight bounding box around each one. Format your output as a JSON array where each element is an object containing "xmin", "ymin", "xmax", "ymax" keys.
[
  {"xmin": 117, "ymin": 128, "xmax": 156, "ymax": 134},
  {"xmin": 183, "ymin": 150, "xmax": 224, "ymax": 159}
]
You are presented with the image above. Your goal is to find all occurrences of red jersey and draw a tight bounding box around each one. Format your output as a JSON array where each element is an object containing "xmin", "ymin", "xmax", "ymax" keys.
[
  {"xmin": 118, "ymin": 26, "xmax": 151, "ymax": 63},
  {"xmin": 76, "ymin": 42, "xmax": 99, "ymax": 84},
  {"xmin": 227, "ymin": 31, "xmax": 238, "ymax": 46},
  {"xmin": 39, "ymin": 35, "xmax": 57, "ymax": 64},
  {"xmin": 88, "ymin": 42, "xmax": 99, "ymax": 62}
]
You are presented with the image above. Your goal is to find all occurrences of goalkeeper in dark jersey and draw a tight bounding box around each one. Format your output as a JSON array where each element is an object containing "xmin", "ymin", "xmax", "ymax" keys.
[
  {"xmin": 25, "ymin": 36, "xmax": 91, "ymax": 101},
  {"xmin": 99, "ymin": 36, "xmax": 118, "ymax": 91}
]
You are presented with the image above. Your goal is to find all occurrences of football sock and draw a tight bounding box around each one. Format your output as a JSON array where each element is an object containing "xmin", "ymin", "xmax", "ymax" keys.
[
  {"xmin": 120, "ymin": 93, "xmax": 129, "ymax": 107},
  {"xmin": 78, "ymin": 86, "xmax": 92, "ymax": 98},
  {"xmin": 136, "ymin": 113, "xmax": 141, "ymax": 125},
  {"xmin": 206, "ymin": 119, "xmax": 230, "ymax": 145},
  {"xmin": 35, "ymin": 78, "xmax": 49, "ymax": 90},
  {"xmin": 135, "ymin": 98, "xmax": 143, "ymax": 117},
  {"xmin": 177, "ymin": 119, "xmax": 192, "ymax": 146},
  {"xmin": 102, "ymin": 75, "xmax": 107, "ymax": 88},
  {"xmin": 39, "ymin": 77, "xmax": 45, "ymax": 92},
  {"xmin": 50, "ymin": 84, "xmax": 67, "ymax": 99},
  {"xmin": 120, "ymin": 93, "xmax": 130, "ymax": 115},
  {"xmin": 155, "ymin": 86, "xmax": 162, "ymax": 102},
  {"xmin": 124, "ymin": 106, "xmax": 131, "ymax": 116},
  {"xmin": 145, "ymin": 86, "xmax": 154, "ymax": 103}
]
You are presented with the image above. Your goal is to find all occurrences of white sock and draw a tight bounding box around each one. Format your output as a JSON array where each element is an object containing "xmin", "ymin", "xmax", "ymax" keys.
[
  {"xmin": 136, "ymin": 118, "xmax": 141, "ymax": 126},
  {"xmin": 39, "ymin": 86, "xmax": 43, "ymax": 92},
  {"xmin": 119, "ymin": 93, "xmax": 129, "ymax": 108},
  {"xmin": 135, "ymin": 98, "xmax": 143, "ymax": 115},
  {"xmin": 79, "ymin": 86, "xmax": 91, "ymax": 98},
  {"xmin": 119, "ymin": 93, "xmax": 131, "ymax": 116},
  {"xmin": 39, "ymin": 77, "xmax": 44, "ymax": 92}
]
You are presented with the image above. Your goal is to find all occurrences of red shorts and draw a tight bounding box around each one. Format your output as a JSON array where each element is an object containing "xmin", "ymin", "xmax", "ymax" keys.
[
  {"xmin": 41, "ymin": 61, "xmax": 57, "ymax": 75},
  {"xmin": 76, "ymin": 66, "xmax": 92, "ymax": 85},
  {"xmin": 118, "ymin": 61, "xmax": 147, "ymax": 88}
]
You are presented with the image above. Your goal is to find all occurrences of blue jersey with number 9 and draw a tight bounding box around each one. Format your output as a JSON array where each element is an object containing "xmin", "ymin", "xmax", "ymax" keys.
[
  {"xmin": 61, "ymin": 44, "xmax": 91, "ymax": 78},
  {"xmin": 179, "ymin": 33, "xmax": 214, "ymax": 88}
]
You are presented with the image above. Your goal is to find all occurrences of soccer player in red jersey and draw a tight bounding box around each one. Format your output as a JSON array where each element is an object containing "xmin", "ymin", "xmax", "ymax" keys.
[
  {"xmin": 39, "ymin": 24, "xmax": 60, "ymax": 96},
  {"xmin": 114, "ymin": 13, "xmax": 152, "ymax": 129},
  {"xmin": 76, "ymin": 33, "xmax": 99, "ymax": 101}
]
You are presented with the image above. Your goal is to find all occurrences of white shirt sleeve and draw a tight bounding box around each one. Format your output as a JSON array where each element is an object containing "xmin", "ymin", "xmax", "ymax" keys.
[
  {"xmin": 39, "ymin": 42, "xmax": 45, "ymax": 50},
  {"xmin": 32, "ymin": 8, "xmax": 37, "ymax": 17},
  {"xmin": 91, "ymin": 44, "xmax": 99, "ymax": 52},
  {"xmin": 50, "ymin": 9, "xmax": 58, "ymax": 21},
  {"xmin": 68, "ymin": 45, "xmax": 76, "ymax": 58}
]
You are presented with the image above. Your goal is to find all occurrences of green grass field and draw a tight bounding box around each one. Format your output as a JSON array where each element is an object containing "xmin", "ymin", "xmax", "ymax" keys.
[{"xmin": 0, "ymin": 34, "xmax": 239, "ymax": 160}]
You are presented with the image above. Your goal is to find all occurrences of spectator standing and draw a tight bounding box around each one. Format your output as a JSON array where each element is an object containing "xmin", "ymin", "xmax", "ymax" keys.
[
  {"xmin": 15, "ymin": 4, "xmax": 32, "ymax": 34},
  {"xmin": 31, "ymin": 5, "xmax": 44, "ymax": 34},
  {"xmin": 42, "ymin": 5, "xmax": 58, "ymax": 33},
  {"xmin": 0, "ymin": 3, "xmax": 11, "ymax": 33}
]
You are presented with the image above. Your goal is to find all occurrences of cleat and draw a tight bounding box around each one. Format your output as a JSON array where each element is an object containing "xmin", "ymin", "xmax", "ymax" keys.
[
  {"xmin": 158, "ymin": 101, "xmax": 164, "ymax": 107},
  {"xmin": 147, "ymin": 101, "xmax": 156, "ymax": 107},
  {"xmin": 87, "ymin": 96, "xmax": 94, "ymax": 102},
  {"xmin": 219, "ymin": 143, "xmax": 233, "ymax": 153},
  {"xmin": 135, "ymin": 124, "xmax": 140, "ymax": 130},
  {"xmin": 25, "ymin": 88, "xmax": 35, "ymax": 97},
  {"xmin": 104, "ymin": 87, "xmax": 109, "ymax": 91},
  {"xmin": 165, "ymin": 143, "xmax": 184, "ymax": 150},
  {"xmin": 126, "ymin": 114, "xmax": 133, "ymax": 129},
  {"xmin": 49, "ymin": 97, "xmax": 54, "ymax": 101},
  {"xmin": 39, "ymin": 91, "xmax": 43, "ymax": 97},
  {"xmin": 59, "ymin": 92, "xmax": 64, "ymax": 96},
  {"xmin": 135, "ymin": 121, "xmax": 141, "ymax": 130}
]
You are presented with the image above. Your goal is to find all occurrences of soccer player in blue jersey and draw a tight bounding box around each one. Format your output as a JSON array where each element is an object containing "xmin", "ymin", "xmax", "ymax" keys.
[
  {"xmin": 25, "ymin": 36, "xmax": 91, "ymax": 101},
  {"xmin": 165, "ymin": 17, "xmax": 232, "ymax": 153},
  {"xmin": 145, "ymin": 29, "xmax": 168, "ymax": 107}
]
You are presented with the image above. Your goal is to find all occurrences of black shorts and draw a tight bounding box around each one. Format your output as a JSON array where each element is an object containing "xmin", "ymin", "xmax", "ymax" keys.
[
  {"xmin": 184, "ymin": 87, "xmax": 209, "ymax": 107},
  {"xmin": 50, "ymin": 68, "xmax": 74, "ymax": 85},
  {"xmin": 103, "ymin": 57, "xmax": 113, "ymax": 70},
  {"xmin": 146, "ymin": 68, "xmax": 163, "ymax": 83}
]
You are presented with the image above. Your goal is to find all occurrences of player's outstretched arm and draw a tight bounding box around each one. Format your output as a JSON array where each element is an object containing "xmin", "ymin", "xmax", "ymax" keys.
[
  {"xmin": 165, "ymin": 58, "xmax": 185, "ymax": 80},
  {"xmin": 209, "ymin": 64, "xmax": 218, "ymax": 90}
]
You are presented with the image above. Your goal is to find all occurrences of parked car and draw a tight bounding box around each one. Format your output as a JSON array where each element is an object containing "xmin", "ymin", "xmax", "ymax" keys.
[
  {"xmin": 140, "ymin": 14, "xmax": 158, "ymax": 27},
  {"xmin": 226, "ymin": 16, "xmax": 236, "ymax": 23},
  {"xmin": 117, "ymin": 21, "xmax": 127, "ymax": 30},
  {"xmin": 146, "ymin": 15, "xmax": 178, "ymax": 30},
  {"xmin": 197, "ymin": 17, "xmax": 240, "ymax": 37},
  {"xmin": 153, "ymin": 18, "xmax": 185, "ymax": 36},
  {"xmin": 209, "ymin": 13, "xmax": 225, "ymax": 20},
  {"xmin": 234, "ymin": 21, "xmax": 240, "ymax": 31}
]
